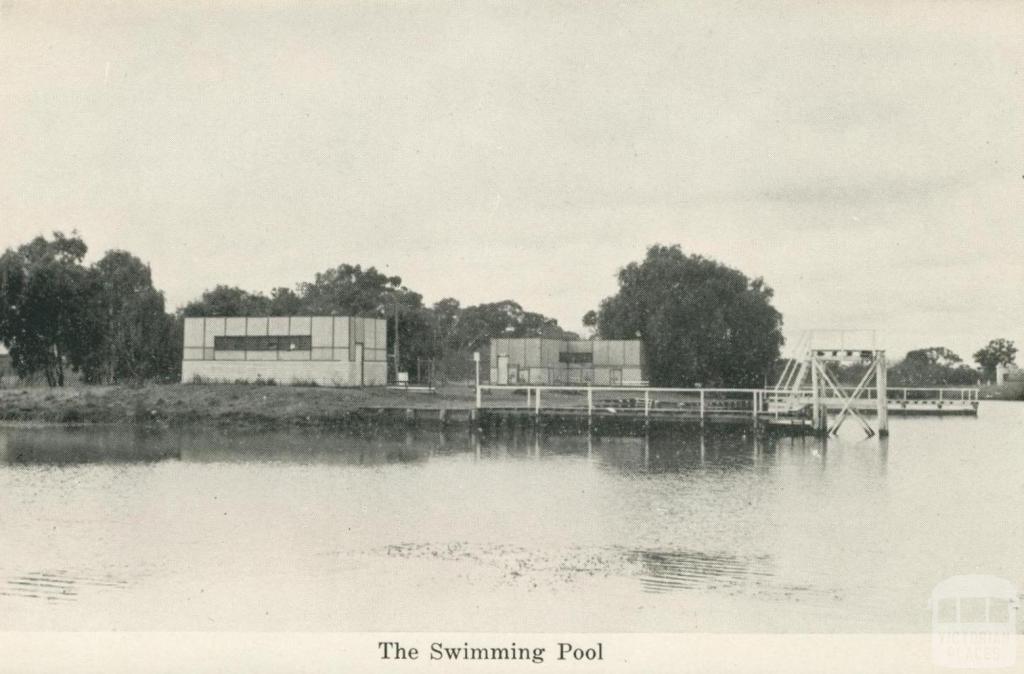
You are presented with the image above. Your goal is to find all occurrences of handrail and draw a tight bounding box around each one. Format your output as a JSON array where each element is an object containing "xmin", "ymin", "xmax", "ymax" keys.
[
  {"xmin": 476, "ymin": 384, "xmax": 770, "ymax": 420},
  {"xmin": 479, "ymin": 384, "xmax": 979, "ymax": 395},
  {"xmin": 478, "ymin": 384, "xmax": 768, "ymax": 394}
]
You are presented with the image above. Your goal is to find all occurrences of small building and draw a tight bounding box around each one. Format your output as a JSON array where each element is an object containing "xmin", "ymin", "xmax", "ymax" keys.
[
  {"xmin": 181, "ymin": 315, "xmax": 387, "ymax": 386},
  {"xmin": 995, "ymin": 363, "xmax": 1022, "ymax": 385},
  {"xmin": 489, "ymin": 337, "xmax": 644, "ymax": 386}
]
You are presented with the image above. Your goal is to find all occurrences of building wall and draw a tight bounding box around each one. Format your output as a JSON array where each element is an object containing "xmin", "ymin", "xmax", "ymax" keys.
[
  {"xmin": 182, "ymin": 359, "xmax": 387, "ymax": 387},
  {"xmin": 182, "ymin": 315, "xmax": 387, "ymax": 386},
  {"xmin": 489, "ymin": 338, "xmax": 645, "ymax": 386}
]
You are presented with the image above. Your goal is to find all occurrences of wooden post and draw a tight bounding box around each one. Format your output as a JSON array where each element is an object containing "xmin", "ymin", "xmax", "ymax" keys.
[
  {"xmin": 526, "ymin": 387, "xmax": 531, "ymax": 409},
  {"xmin": 535, "ymin": 387, "xmax": 541, "ymax": 417},
  {"xmin": 699, "ymin": 389, "xmax": 705, "ymax": 427},
  {"xmin": 752, "ymin": 390, "xmax": 759, "ymax": 420},
  {"xmin": 644, "ymin": 390, "xmax": 650, "ymax": 417},
  {"xmin": 876, "ymin": 350, "xmax": 889, "ymax": 436},
  {"xmin": 587, "ymin": 386, "xmax": 593, "ymax": 419}
]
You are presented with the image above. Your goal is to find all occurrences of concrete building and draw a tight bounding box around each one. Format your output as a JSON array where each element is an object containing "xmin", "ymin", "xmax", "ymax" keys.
[
  {"xmin": 489, "ymin": 337, "xmax": 644, "ymax": 386},
  {"xmin": 995, "ymin": 363, "xmax": 1022, "ymax": 385},
  {"xmin": 182, "ymin": 315, "xmax": 387, "ymax": 386},
  {"xmin": 0, "ymin": 346, "xmax": 11, "ymax": 386}
]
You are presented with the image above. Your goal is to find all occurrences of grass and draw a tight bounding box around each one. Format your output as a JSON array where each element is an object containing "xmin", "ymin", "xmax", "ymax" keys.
[{"xmin": 0, "ymin": 382, "xmax": 478, "ymax": 428}]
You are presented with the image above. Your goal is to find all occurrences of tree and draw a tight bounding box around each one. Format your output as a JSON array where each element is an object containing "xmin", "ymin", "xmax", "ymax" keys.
[
  {"xmin": 447, "ymin": 300, "xmax": 573, "ymax": 352},
  {"xmin": 268, "ymin": 287, "xmax": 303, "ymax": 315},
  {"xmin": 298, "ymin": 264, "xmax": 406, "ymax": 315},
  {"xmin": 589, "ymin": 244, "xmax": 784, "ymax": 387},
  {"xmin": 906, "ymin": 347, "xmax": 962, "ymax": 367},
  {"xmin": 888, "ymin": 347, "xmax": 979, "ymax": 386},
  {"xmin": 973, "ymin": 338, "xmax": 1017, "ymax": 380},
  {"xmin": 80, "ymin": 250, "xmax": 178, "ymax": 384},
  {"xmin": 180, "ymin": 285, "xmax": 272, "ymax": 317},
  {"xmin": 0, "ymin": 232, "xmax": 93, "ymax": 386}
]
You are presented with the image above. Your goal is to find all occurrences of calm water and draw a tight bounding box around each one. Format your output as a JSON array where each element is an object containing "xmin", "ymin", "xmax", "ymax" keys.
[{"xmin": 0, "ymin": 403, "xmax": 1021, "ymax": 632}]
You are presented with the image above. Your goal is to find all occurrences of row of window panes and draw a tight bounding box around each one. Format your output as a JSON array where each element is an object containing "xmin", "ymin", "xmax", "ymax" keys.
[{"xmin": 214, "ymin": 336, "xmax": 312, "ymax": 351}]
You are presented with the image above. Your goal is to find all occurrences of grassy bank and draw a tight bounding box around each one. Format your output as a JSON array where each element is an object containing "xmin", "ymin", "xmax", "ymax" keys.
[{"xmin": 0, "ymin": 383, "xmax": 478, "ymax": 428}]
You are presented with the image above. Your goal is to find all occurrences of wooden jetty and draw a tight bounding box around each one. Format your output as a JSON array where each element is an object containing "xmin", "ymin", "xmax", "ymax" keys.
[{"xmin": 474, "ymin": 383, "xmax": 980, "ymax": 436}]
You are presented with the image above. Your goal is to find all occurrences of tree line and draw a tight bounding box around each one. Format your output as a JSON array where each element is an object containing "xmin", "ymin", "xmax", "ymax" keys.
[
  {"xmin": 0, "ymin": 232, "xmax": 579, "ymax": 385},
  {"xmin": 0, "ymin": 234, "xmax": 1015, "ymax": 388},
  {"xmin": 0, "ymin": 233, "xmax": 177, "ymax": 385}
]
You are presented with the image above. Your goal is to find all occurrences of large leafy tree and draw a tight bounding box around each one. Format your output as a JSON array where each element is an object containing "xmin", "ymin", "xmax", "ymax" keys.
[
  {"xmin": 80, "ymin": 251, "xmax": 178, "ymax": 384},
  {"xmin": 0, "ymin": 232, "xmax": 93, "ymax": 386},
  {"xmin": 973, "ymin": 338, "xmax": 1017, "ymax": 380},
  {"xmin": 590, "ymin": 244, "xmax": 784, "ymax": 387}
]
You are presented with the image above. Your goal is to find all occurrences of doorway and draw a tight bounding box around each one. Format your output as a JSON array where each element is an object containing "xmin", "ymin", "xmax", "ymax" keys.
[{"xmin": 497, "ymin": 354, "xmax": 509, "ymax": 385}]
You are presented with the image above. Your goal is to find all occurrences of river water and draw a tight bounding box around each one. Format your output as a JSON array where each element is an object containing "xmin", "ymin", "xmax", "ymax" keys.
[{"xmin": 0, "ymin": 403, "xmax": 1021, "ymax": 632}]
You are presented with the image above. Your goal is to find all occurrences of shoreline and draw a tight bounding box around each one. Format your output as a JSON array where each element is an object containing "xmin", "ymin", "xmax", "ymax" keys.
[
  {"xmin": 0, "ymin": 383, "xmax": 481, "ymax": 430},
  {"xmin": 1, "ymin": 382, "xmax": 1017, "ymax": 432}
]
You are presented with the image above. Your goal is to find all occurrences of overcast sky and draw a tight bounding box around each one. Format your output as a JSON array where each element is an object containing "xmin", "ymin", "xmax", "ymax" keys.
[{"xmin": 1, "ymin": 1, "xmax": 1021, "ymax": 360}]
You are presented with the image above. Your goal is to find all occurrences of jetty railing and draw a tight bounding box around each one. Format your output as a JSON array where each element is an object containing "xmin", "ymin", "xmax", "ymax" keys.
[
  {"xmin": 774, "ymin": 386, "xmax": 979, "ymax": 402},
  {"xmin": 477, "ymin": 384, "xmax": 980, "ymax": 419},
  {"xmin": 476, "ymin": 384, "xmax": 770, "ymax": 421}
]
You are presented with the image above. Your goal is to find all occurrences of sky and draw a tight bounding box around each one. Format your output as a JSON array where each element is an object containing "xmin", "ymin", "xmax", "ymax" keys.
[{"xmin": 1, "ymin": 0, "xmax": 1021, "ymax": 361}]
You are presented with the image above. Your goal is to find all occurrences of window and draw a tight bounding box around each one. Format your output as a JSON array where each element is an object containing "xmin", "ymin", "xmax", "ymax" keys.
[
  {"xmin": 559, "ymin": 352, "xmax": 593, "ymax": 364},
  {"xmin": 214, "ymin": 336, "xmax": 312, "ymax": 352}
]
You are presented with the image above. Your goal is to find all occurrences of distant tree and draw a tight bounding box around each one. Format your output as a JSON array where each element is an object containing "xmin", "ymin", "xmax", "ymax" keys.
[
  {"xmin": 180, "ymin": 285, "xmax": 272, "ymax": 317},
  {"xmin": 298, "ymin": 264, "xmax": 407, "ymax": 315},
  {"xmin": 0, "ymin": 232, "xmax": 93, "ymax": 386},
  {"xmin": 888, "ymin": 347, "xmax": 979, "ymax": 386},
  {"xmin": 973, "ymin": 338, "xmax": 1017, "ymax": 380},
  {"xmin": 450, "ymin": 300, "xmax": 573, "ymax": 352},
  {"xmin": 906, "ymin": 347, "xmax": 962, "ymax": 368},
  {"xmin": 431, "ymin": 298, "xmax": 462, "ymax": 355},
  {"xmin": 590, "ymin": 244, "xmax": 784, "ymax": 387},
  {"xmin": 268, "ymin": 287, "xmax": 304, "ymax": 315}
]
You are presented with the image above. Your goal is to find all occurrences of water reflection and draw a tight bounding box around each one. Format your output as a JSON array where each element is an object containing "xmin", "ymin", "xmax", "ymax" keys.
[
  {"xmin": 475, "ymin": 423, "xmax": 850, "ymax": 476},
  {"xmin": 0, "ymin": 427, "xmax": 182, "ymax": 465},
  {"xmin": 0, "ymin": 422, "xmax": 875, "ymax": 477}
]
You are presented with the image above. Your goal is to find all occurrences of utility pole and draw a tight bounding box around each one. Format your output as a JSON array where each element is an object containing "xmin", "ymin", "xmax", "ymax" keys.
[{"xmin": 394, "ymin": 302, "xmax": 401, "ymax": 382}]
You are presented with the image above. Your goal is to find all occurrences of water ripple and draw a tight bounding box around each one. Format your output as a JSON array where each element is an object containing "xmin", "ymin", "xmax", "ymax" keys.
[{"xmin": 1, "ymin": 570, "xmax": 128, "ymax": 603}]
